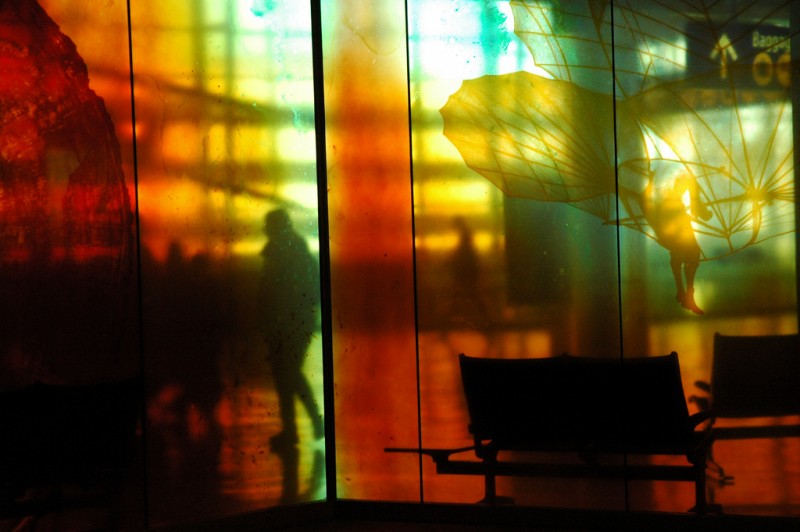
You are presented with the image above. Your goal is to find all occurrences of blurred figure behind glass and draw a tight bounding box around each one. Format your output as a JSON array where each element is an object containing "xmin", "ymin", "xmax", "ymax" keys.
[{"xmin": 259, "ymin": 208, "xmax": 323, "ymax": 503}]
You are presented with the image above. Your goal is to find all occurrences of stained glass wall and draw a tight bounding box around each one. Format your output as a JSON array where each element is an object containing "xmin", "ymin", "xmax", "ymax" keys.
[
  {"xmin": 0, "ymin": 1, "xmax": 144, "ymax": 529},
  {"xmin": 407, "ymin": 0, "xmax": 625, "ymax": 508},
  {"xmin": 2, "ymin": 0, "xmax": 800, "ymax": 529},
  {"xmin": 321, "ymin": 0, "xmax": 419, "ymax": 503}
]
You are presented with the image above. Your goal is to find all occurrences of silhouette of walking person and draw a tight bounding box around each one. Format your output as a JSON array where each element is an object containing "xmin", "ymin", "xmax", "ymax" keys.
[
  {"xmin": 645, "ymin": 173, "xmax": 711, "ymax": 314},
  {"xmin": 259, "ymin": 209, "xmax": 324, "ymax": 503},
  {"xmin": 448, "ymin": 216, "xmax": 488, "ymax": 326}
]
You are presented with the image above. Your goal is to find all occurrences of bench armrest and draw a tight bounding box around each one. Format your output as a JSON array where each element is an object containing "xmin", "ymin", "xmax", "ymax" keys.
[
  {"xmin": 688, "ymin": 410, "xmax": 713, "ymax": 429},
  {"xmin": 685, "ymin": 419, "xmax": 716, "ymax": 463},
  {"xmin": 689, "ymin": 381, "xmax": 712, "ymax": 413},
  {"xmin": 385, "ymin": 446, "xmax": 476, "ymax": 466}
]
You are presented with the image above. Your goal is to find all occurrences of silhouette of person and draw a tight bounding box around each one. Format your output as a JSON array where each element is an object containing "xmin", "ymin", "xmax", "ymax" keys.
[
  {"xmin": 447, "ymin": 216, "xmax": 488, "ymax": 325},
  {"xmin": 259, "ymin": 209, "xmax": 324, "ymax": 503},
  {"xmin": 645, "ymin": 173, "xmax": 712, "ymax": 314}
]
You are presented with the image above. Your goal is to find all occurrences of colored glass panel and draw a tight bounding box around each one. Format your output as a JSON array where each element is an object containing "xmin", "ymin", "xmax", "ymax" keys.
[
  {"xmin": 1, "ymin": 0, "xmax": 143, "ymax": 528},
  {"xmin": 323, "ymin": 0, "xmax": 420, "ymax": 501},
  {"xmin": 392, "ymin": 0, "xmax": 800, "ymax": 515},
  {"xmin": 408, "ymin": 0, "xmax": 624, "ymax": 507},
  {"xmin": 128, "ymin": 0, "xmax": 324, "ymax": 524},
  {"xmin": 2, "ymin": 0, "xmax": 800, "ymax": 526}
]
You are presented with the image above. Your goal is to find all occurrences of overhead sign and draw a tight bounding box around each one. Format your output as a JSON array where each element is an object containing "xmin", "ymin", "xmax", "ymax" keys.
[
  {"xmin": 748, "ymin": 29, "xmax": 791, "ymax": 88},
  {"xmin": 686, "ymin": 23, "xmax": 791, "ymax": 90}
]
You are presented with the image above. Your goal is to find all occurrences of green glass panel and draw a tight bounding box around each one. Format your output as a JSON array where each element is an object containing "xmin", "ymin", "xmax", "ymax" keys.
[
  {"xmin": 615, "ymin": 0, "xmax": 798, "ymax": 514},
  {"xmin": 408, "ymin": 0, "xmax": 624, "ymax": 507}
]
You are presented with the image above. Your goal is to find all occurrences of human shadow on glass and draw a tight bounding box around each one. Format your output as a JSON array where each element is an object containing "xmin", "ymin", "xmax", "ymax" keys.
[
  {"xmin": 447, "ymin": 216, "xmax": 489, "ymax": 327},
  {"xmin": 259, "ymin": 209, "xmax": 324, "ymax": 504}
]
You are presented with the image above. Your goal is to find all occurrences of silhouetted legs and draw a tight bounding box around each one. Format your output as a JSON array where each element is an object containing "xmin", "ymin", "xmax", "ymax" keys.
[
  {"xmin": 671, "ymin": 255, "xmax": 703, "ymax": 314},
  {"xmin": 267, "ymin": 333, "xmax": 324, "ymax": 504},
  {"xmin": 272, "ymin": 442, "xmax": 299, "ymax": 505},
  {"xmin": 272, "ymin": 363, "xmax": 324, "ymax": 445}
]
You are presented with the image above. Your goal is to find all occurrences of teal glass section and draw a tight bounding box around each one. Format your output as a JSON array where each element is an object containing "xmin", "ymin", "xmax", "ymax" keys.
[{"xmin": 408, "ymin": 0, "xmax": 623, "ymax": 508}]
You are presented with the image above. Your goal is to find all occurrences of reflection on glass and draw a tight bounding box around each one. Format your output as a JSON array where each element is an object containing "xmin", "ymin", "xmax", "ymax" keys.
[
  {"xmin": 442, "ymin": 0, "xmax": 795, "ymax": 315},
  {"xmin": 1, "ymin": 0, "xmax": 141, "ymax": 529},
  {"xmin": 446, "ymin": 216, "xmax": 489, "ymax": 328},
  {"xmin": 3, "ymin": 0, "xmax": 799, "ymax": 525},
  {"xmin": 0, "ymin": 0, "xmax": 136, "ymax": 384}
]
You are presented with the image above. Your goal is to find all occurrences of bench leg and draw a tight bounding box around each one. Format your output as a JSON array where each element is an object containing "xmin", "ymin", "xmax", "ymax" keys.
[
  {"xmin": 693, "ymin": 464, "xmax": 707, "ymax": 514},
  {"xmin": 479, "ymin": 464, "xmax": 513, "ymax": 505},
  {"xmin": 690, "ymin": 457, "xmax": 722, "ymax": 514},
  {"xmin": 481, "ymin": 469, "xmax": 496, "ymax": 504}
]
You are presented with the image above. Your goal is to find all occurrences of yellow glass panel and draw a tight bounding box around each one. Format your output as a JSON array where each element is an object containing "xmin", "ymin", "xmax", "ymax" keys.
[
  {"xmin": 617, "ymin": 1, "xmax": 798, "ymax": 514},
  {"xmin": 129, "ymin": 0, "xmax": 323, "ymax": 525}
]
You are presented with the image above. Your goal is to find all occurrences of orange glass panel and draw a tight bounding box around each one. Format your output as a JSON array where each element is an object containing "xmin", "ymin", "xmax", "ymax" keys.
[{"xmin": 323, "ymin": 0, "xmax": 420, "ymax": 501}]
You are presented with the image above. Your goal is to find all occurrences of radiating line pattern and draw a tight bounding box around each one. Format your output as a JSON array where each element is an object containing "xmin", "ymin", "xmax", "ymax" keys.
[{"xmin": 441, "ymin": 0, "xmax": 796, "ymax": 262}]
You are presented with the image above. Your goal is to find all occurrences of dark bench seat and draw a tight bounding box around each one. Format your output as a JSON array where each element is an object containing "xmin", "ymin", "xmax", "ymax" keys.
[
  {"xmin": 388, "ymin": 352, "xmax": 713, "ymax": 512},
  {"xmin": 696, "ymin": 333, "xmax": 800, "ymax": 436},
  {"xmin": 0, "ymin": 377, "xmax": 141, "ymax": 518},
  {"xmin": 691, "ymin": 333, "xmax": 800, "ymax": 482}
]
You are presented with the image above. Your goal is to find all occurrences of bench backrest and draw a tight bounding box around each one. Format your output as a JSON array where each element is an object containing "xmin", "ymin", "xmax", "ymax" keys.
[
  {"xmin": 712, "ymin": 333, "xmax": 800, "ymax": 418},
  {"xmin": 0, "ymin": 376, "xmax": 141, "ymax": 483},
  {"xmin": 459, "ymin": 352, "xmax": 694, "ymax": 455}
]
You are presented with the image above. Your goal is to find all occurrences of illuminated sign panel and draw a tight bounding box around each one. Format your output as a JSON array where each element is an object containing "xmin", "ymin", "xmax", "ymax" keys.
[{"xmin": 686, "ymin": 23, "xmax": 791, "ymax": 89}]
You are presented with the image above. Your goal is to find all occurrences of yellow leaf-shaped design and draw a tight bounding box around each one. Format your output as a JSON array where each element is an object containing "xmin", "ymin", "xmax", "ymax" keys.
[{"xmin": 441, "ymin": 71, "xmax": 645, "ymax": 224}]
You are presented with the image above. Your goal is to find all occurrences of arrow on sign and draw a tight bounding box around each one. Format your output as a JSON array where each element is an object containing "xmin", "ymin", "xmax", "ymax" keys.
[{"xmin": 710, "ymin": 34, "xmax": 739, "ymax": 79}]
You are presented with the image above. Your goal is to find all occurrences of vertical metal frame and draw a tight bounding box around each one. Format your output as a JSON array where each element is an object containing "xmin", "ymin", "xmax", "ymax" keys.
[{"xmin": 309, "ymin": 0, "xmax": 336, "ymax": 503}]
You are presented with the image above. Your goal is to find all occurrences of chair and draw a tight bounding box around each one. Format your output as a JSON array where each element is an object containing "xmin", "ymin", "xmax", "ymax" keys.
[{"xmin": 692, "ymin": 333, "xmax": 800, "ymax": 480}]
